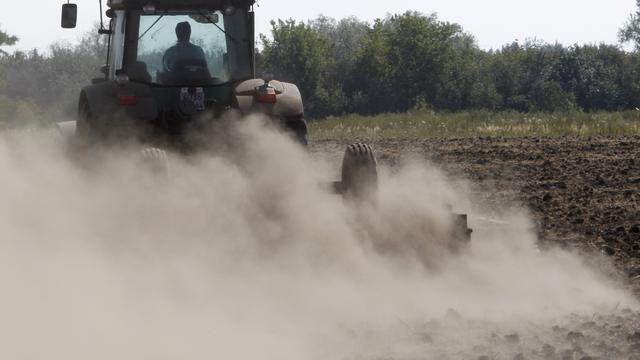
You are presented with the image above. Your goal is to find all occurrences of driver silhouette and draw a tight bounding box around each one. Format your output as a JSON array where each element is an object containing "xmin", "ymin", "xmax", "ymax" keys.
[{"xmin": 163, "ymin": 21, "xmax": 207, "ymax": 72}]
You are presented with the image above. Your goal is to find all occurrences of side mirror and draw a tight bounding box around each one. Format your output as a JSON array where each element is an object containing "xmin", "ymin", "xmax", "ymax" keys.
[{"xmin": 61, "ymin": 3, "xmax": 78, "ymax": 29}]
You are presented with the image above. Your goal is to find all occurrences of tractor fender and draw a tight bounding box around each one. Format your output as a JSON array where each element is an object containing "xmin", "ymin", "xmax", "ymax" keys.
[
  {"xmin": 80, "ymin": 80, "xmax": 158, "ymax": 122},
  {"xmin": 234, "ymin": 79, "xmax": 304, "ymax": 118}
]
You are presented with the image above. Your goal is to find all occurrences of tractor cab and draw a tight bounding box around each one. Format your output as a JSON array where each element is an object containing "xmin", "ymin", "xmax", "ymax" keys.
[
  {"xmin": 66, "ymin": 0, "xmax": 256, "ymax": 85},
  {"xmin": 109, "ymin": 2, "xmax": 255, "ymax": 88}
]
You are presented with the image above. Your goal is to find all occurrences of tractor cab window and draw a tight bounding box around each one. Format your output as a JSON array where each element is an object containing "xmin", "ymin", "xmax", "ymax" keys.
[{"xmin": 125, "ymin": 10, "xmax": 252, "ymax": 86}]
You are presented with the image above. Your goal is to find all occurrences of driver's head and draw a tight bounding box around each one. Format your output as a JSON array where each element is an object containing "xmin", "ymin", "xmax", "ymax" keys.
[{"xmin": 175, "ymin": 21, "xmax": 191, "ymax": 42}]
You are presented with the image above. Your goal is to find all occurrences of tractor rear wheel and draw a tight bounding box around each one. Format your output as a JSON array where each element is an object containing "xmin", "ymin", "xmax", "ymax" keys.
[
  {"xmin": 341, "ymin": 143, "xmax": 378, "ymax": 201},
  {"xmin": 284, "ymin": 116, "xmax": 308, "ymax": 146},
  {"xmin": 139, "ymin": 147, "xmax": 170, "ymax": 181}
]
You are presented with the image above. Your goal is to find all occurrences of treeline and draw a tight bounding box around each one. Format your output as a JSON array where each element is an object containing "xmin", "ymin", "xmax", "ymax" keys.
[
  {"xmin": 259, "ymin": 12, "xmax": 640, "ymax": 117},
  {"xmin": 0, "ymin": 28, "xmax": 106, "ymax": 126},
  {"xmin": 1, "ymin": 7, "xmax": 640, "ymax": 125}
]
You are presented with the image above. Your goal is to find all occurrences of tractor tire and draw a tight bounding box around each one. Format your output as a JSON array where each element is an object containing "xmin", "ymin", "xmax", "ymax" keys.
[
  {"xmin": 284, "ymin": 116, "xmax": 308, "ymax": 146},
  {"xmin": 77, "ymin": 97, "xmax": 93, "ymax": 144},
  {"xmin": 341, "ymin": 143, "xmax": 378, "ymax": 201},
  {"xmin": 139, "ymin": 147, "xmax": 170, "ymax": 181}
]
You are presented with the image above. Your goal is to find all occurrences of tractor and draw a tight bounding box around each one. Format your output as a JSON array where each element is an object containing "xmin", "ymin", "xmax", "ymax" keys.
[
  {"xmin": 58, "ymin": 0, "xmax": 310, "ymax": 148},
  {"xmin": 58, "ymin": 0, "xmax": 471, "ymax": 247}
]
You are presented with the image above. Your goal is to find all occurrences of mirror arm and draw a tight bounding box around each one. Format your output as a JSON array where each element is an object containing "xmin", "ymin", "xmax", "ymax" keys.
[
  {"xmin": 104, "ymin": 20, "xmax": 113, "ymax": 80},
  {"xmin": 98, "ymin": 0, "xmax": 109, "ymax": 34}
]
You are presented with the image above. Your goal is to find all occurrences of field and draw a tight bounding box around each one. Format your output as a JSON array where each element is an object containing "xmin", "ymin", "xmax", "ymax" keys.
[
  {"xmin": 307, "ymin": 112, "xmax": 640, "ymax": 357},
  {"xmin": 310, "ymin": 112, "xmax": 640, "ymax": 294},
  {"xmin": 305, "ymin": 112, "xmax": 640, "ymax": 358},
  {"xmin": 309, "ymin": 110, "xmax": 640, "ymax": 140},
  {"xmin": 2, "ymin": 111, "xmax": 640, "ymax": 359}
]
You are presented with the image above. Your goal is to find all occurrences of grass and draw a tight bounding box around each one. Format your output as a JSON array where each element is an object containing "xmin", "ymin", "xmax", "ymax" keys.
[{"xmin": 309, "ymin": 110, "xmax": 640, "ymax": 140}]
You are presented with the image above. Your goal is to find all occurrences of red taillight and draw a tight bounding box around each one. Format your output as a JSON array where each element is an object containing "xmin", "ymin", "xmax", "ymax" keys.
[
  {"xmin": 257, "ymin": 92, "xmax": 277, "ymax": 103},
  {"xmin": 118, "ymin": 95, "xmax": 138, "ymax": 106},
  {"xmin": 256, "ymin": 85, "xmax": 277, "ymax": 104}
]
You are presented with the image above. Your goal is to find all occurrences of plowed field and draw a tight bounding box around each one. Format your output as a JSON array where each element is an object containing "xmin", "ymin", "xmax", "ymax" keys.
[{"xmin": 312, "ymin": 136, "xmax": 640, "ymax": 295}]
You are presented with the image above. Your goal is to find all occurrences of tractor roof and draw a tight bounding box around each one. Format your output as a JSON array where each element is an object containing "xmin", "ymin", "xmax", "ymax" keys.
[{"xmin": 107, "ymin": 0, "xmax": 255, "ymax": 10}]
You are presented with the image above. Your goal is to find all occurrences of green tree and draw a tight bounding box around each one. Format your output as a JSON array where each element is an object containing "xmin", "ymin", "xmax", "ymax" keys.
[
  {"xmin": 619, "ymin": 51, "xmax": 640, "ymax": 108},
  {"xmin": 529, "ymin": 80, "xmax": 576, "ymax": 112},
  {"xmin": 0, "ymin": 26, "xmax": 18, "ymax": 95},
  {"xmin": 386, "ymin": 12, "xmax": 462, "ymax": 111},
  {"xmin": 484, "ymin": 41, "xmax": 569, "ymax": 111},
  {"xmin": 0, "ymin": 27, "xmax": 18, "ymax": 54},
  {"xmin": 435, "ymin": 32, "xmax": 487, "ymax": 110},
  {"xmin": 345, "ymin": 19, "xmax": 393, "ymax": 114},
  {"xmin": 0, "ymin": 25, "xmax": 106, "ymax": 117},
  {"xmin": 310, "ymin": 15, "xmax": 369, "ymax": 62},
  {"xmin": 349, "ymin": 12, "xmax": 470, "ymax": 114},
  {"xmin": 307, "ymin": 15, "xmax": 369, "ymax": 114},
  {"xmin": 260, "ymin": 19, "xmax": 340, "ymax": 117},
  {"xmin": 555, "ymin": 45, "xmax": 625, "ymax": 111},
  {"xmin": 620, "ymin": 0, "xmax": 640, "ymax": 49}
]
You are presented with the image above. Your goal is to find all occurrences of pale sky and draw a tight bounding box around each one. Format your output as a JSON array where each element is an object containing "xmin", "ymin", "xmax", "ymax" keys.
[{"xmin": 0, "ymin": 0, "xmax": 636, "ymax": 52}]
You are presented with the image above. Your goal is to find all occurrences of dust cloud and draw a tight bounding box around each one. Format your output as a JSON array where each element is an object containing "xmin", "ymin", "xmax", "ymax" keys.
[{"xmin": 0, "ymin": 117, "xmax": 636, "ymax": 360}]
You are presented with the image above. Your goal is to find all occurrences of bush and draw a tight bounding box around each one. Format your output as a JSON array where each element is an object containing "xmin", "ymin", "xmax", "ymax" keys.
[{"xmin": 529, "ymin": 80, "xmax": 576, "ymax": 112}]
